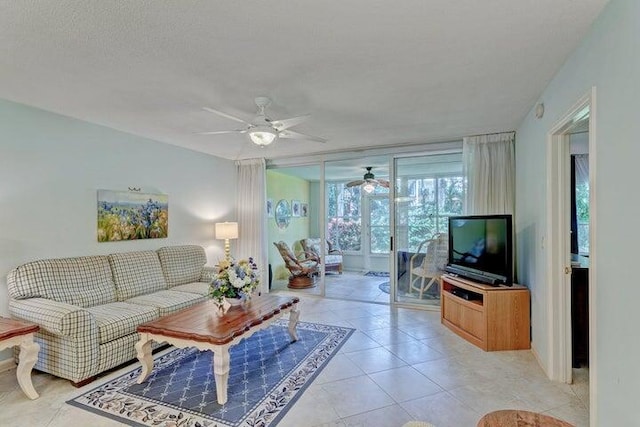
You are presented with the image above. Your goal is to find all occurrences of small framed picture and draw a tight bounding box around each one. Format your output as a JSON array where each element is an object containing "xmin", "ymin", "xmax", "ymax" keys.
[
  {"xmin": 301, "ymin": 203, "xmax": 308, "ymax": 217},
  {"xmin": 266, "ymin": 198, "xmax": 274, "ymax": 217},
  {"xmin": 291, "ymin": 200, "xmax": 301, "ymax": 217}
]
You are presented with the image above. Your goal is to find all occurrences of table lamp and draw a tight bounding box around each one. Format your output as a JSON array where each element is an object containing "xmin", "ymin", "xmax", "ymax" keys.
[{"xmin": 215, "ymin": 222, "xmax": 238, "ymax": 260}]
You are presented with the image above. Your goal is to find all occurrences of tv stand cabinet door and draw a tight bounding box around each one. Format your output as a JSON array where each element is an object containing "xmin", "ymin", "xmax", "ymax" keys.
[{"xmin": 441, "ymin": 292, "xmax": 486, "ymax": 349}]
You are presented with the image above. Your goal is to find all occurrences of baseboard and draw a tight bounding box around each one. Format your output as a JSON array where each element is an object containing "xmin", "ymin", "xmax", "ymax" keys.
[
  {"xmin": 530, "ymin": 341, "xmax": 550, "ymax": 379},
  {"xmin": 0, "ymin": 358, "xmax": 16, "ymax": 373}
]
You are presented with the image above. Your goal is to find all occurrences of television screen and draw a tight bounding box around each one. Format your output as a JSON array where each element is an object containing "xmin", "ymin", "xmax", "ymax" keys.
[{"xmin": 446, "ymin": 214, "xmax": 513, "ymax": 285}]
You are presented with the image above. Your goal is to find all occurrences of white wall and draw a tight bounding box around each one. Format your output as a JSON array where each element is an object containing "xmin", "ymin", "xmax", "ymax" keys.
[
  {"xmin": 0, "ymin": 99, "xmax": 237, "ymax": 319},
  {"xmin": 515, "ymin": 0, "xmax": 638, "ymax": 424}
]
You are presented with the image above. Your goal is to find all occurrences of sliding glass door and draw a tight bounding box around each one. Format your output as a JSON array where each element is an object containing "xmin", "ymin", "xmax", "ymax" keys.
[
  {"xmin": 266, "ymin": 164, "xmax": 324, "ymax": 297},
  {"xmin": 324, "ymin": 157, "xmax": 390, "ymax": 303},
  {"xmin": 393, "ymin": 153, "xmax": 464, "ymax": 307}
]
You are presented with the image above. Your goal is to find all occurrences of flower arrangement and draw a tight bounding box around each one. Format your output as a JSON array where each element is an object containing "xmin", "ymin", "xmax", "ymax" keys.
[{"xmin": 209, "ymin": 257, "xmax": 260, "ymax": 305}]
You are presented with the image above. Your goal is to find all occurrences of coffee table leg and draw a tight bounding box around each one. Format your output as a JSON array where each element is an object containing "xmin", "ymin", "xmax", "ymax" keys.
[
  {"xmin": 213, "ymin": 348, "xmax": 230, "ymax": 405},
  {"xmin": 16, "ymin": 335, "xmax": 39, "ymax": 400},
  {"xmin": 135, "ymin": 334, "xmax": 154, "ymax": 384},
  {"xmin": 288, "ymin": 305, "xmax": 300, "ymax": 342}
]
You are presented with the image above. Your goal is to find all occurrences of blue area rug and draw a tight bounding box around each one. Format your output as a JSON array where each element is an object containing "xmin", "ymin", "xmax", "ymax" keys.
[
  {"xmin": 378, "ymin": 281, "xmax": 390, "ymax": 293},
  {"xmin": 67, "ymin": 320, "xmax": 354, "ymax": 427}
]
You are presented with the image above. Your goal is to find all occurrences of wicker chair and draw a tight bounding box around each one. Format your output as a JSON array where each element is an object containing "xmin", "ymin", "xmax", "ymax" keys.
[
  {"xmin": 273, "ymin": 241, "xmax": 319, "ymax": 289},
  {"xmin": 408, "ymin": 233, "xmax": 449, "ymax": 299}
]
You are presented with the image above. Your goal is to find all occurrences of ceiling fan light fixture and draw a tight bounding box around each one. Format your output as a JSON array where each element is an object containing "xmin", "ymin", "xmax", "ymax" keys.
[
  {"xmin": 363, "ymin": 182, "xmax": 376, "ymax": 193},
  {"xmin": 248, "ymin": 126, "xmax": 278, "ymax": 146}
]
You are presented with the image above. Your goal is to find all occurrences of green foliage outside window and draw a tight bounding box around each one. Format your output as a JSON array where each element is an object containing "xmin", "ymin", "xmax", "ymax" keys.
[
  {"xmin": 576, "ymin": 182, "xmax": 589, "ymax": 253},
  {"xmin": 327, "ymin": 174, "xmax": 464, "ymax": 254}
]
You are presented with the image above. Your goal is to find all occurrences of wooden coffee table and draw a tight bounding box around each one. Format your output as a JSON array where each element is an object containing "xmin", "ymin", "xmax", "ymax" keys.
[
  {"xmin": 135, "ymin": 295, "xmax": 300, "ymax": 405},
  {"xmin": 0, "ymin": 317, "xmax": 40, "ymax": 400},
  {"xmin": 477, "ymin": 409, "xmax": 574, "ymax": 426}
]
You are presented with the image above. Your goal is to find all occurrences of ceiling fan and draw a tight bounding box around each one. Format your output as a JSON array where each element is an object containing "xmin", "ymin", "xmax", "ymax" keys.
[
  {"xmin": 197, "ymin": 97, "xmax": 327, "ymax": 147},
  {"xmin": 346, "ymin": 167, "xmax": 390, "ymax": 193}
]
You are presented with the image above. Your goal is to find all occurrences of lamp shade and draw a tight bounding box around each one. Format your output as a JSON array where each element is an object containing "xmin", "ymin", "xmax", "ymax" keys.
[{"xmin": 215, "ymin": 222, "xmax": 238, "ymax": 240}]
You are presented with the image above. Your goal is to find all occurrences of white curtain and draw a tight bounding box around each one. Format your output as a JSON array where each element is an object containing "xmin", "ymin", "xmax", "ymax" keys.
[
  {"xmin": 574, "ymin": 154, "xmax": 589, "ymax": 186},
  {"xmin": 236, "ymin": 158, "xmax": 269, "ymax": 293},
  {"xmin": 463, "ymin": 132, "xmax": 515, "ymax": 215}
]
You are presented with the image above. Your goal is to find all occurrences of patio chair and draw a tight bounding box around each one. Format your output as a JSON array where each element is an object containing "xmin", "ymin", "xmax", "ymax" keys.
[
  {"xmin": 300, "ymin": 238, "xmax": 343, "ymax": 274},
  {"xmin": 408, "ymin": 233, "xmax": 449, "ymax": 299}
]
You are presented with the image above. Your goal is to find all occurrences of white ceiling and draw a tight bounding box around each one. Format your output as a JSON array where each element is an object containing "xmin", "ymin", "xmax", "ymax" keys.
[{"xmin": 0, "ymin": 1, "xmax": 608, "ymax": 161}]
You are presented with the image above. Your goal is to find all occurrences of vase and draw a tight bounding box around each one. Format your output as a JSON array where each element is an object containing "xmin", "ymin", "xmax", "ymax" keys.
[{"xmin": 225, "ymin": 296, "xmax": 245, "ymax": 307}]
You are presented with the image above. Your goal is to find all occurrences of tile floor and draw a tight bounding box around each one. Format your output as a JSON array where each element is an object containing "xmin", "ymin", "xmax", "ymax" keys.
[
  {"xmin": 271, "ymin": 271, "xmax": 441, "ymax": 308},
  {"xmin": 0, "ymin": 294, "xmax": 589, "ymax": 427}
]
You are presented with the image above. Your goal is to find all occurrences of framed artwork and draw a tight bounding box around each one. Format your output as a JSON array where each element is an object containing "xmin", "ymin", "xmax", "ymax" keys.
[
  {"xmin": 301, "ymin": 203, "xmax": 309, "ymax": 217},
  {"xmin": 274, "ymin": 199, "xmax": 291, "ymax": 229},
  {"xmin": 266, "ymin": 198, "xmax": 274, "ymax": 217},
  {"xmin": 291, "ymin": 200, "xmax": 301, "ymax": 217},
  {"xmin": 97, "ymin": 190, "xmax": 168, "ymax": 242}
]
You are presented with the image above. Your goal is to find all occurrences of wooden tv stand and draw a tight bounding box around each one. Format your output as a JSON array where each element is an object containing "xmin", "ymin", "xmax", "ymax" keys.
[{"xmin": 440, "ymin": 274, "xmax": 530, "ymax": 351}]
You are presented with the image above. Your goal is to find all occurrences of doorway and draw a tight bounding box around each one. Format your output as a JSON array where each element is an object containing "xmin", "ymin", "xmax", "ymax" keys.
[{"xmin": 546, "ymin": 89, "xmax": 596, "ymax": 418}]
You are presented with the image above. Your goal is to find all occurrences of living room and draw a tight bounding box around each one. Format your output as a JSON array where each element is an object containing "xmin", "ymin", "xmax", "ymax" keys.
[{"xmin": 1, "ymin": 1, "xmax": 638, "ymax": 426}]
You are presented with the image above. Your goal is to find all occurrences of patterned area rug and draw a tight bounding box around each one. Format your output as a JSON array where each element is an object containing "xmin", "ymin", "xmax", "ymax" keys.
[
  {"xmin": 364, "ymin": 271, "xmax": 390, "ymax": 277},
  {"xmin": 68, "ymin": 320, "xmax": 354, "ymax": 427},
  {"xmin": 378, "ymin": 281, "xmax": 440, "ymax": 299},
  {"xmin": 378, "ymin": 281, "xmax": 391, "ymax": 293}
]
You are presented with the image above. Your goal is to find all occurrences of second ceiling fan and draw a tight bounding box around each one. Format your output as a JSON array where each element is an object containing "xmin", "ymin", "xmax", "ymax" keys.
[
  {"xmin": 346, "ymin": 167, "xmax": 389, "ymax": 193},
  {"xmin": 198, "ymin": 97, "xmax": 327, "ymax": 147}
]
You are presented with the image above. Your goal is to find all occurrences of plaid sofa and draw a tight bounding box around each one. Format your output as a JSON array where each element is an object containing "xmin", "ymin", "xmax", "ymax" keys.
[{"xmin": 6, "ymin": 245, "xmax": 215, "ymax": 384}]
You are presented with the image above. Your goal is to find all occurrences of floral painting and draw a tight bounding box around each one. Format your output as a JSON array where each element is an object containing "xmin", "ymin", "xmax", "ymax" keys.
[{"xmin": 97, "ymin": 190, "xmax": 168, "ymax": 242}]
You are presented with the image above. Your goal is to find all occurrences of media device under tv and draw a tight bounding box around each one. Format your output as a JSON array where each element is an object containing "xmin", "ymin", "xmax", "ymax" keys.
[{"xmin": 445, "ymin": 214, "xmax": 513, "ymax": 286}]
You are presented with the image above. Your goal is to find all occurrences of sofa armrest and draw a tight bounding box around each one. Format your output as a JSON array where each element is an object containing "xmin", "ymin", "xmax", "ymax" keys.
[
  {"xmin": 200, "ymin": 266, "xmax": 218, "ymax": 282},
  {"xmin": 9, "ymin": 298, "xmax": 97, "ymax": 337}
]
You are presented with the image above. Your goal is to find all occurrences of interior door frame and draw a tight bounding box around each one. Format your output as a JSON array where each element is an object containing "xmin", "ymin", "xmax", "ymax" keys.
[{"xmin": 546, "ymin": 87, "xmax": 596, "ymax": 420}]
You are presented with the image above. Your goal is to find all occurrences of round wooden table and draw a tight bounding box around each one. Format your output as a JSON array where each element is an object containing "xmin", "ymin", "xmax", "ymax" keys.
[{"xmin": 477, "ymin": 410, "xmax": 574, "ymax": 427}]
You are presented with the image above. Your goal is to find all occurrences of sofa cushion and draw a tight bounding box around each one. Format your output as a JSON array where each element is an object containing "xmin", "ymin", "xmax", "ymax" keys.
[
  {"xmin": 325, "ymin": 254, "xmax": 343, "ymax": 266},
  {"xmin": 7, "ymin": 256, "xmax": 116, "ymax": 308},
  {"xmin": 109, "ymin": 251, "xmax": 167, "ymax": 301},
  {"xmin": 301, "ymin": 238, "xmax": 322, "ymax": 258},
  {"xmin": 171, "ymin": 282, "xmax": 210, "ymax": 296},
  {"xmin": 85, "ymin": 302, "xmax": 158, "ymax": 344},
  {"xmin": 157, "ymin": 245, "xmax": 207, "ymax": 288},
  {"xmin": 126, "ymin": 290, "xmax": 206, "ymax": 317}
]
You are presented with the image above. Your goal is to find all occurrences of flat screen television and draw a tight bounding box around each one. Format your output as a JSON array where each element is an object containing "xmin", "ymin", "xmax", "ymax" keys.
[{"xmin": 445, "ymin": 214, "xmax": 513, "ymax": 286}]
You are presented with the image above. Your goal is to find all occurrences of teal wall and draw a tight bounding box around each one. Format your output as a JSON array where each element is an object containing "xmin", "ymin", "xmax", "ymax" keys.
[
  {"xmin": 0, "ymin": 98, "xmax": 237, "ymax": 359},
  {"xmin": 515, "ymin": 0, "xmax": 639, "ymax": 423}
]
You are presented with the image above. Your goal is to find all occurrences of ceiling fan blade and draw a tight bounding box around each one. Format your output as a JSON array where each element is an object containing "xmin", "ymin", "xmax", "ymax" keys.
[
  {"xmin": 195, "ymin": 129, "xmax": 247, "ymax": 135},
  {"xmin": 269, "ymin": 114, "xmax": 310, "ymax": 131},
  {"xmin": 346, "ymin": 180, "xmax": 365, "ymax": 187},
  {"xmin": 202, "ymin": 107, "xmax": 251, "ymax": 125},
  {"xmin": 377, "ymin": 178, "xmax": 390, "ymax": 188},
  {"xmin": 279, "ymin": 129, "xmax": 327, "ymax": 143}
]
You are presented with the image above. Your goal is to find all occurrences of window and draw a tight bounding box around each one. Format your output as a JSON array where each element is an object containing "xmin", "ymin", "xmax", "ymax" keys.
[
  {"xmin": 326, "ymin": 182, "xmax": 391, "ymax": 253},
  {"xmin": 573, "ymin": 154, "xmax": 589, "ymax": 254},
  {"xmin": 397, "ymin": 174, "xmax": 464, "ymax": 251},
  {"xmin": 369, "ymin": 193, "xmax": 390, "ymax": 254},
  {"xmin": 326, "ymin": 183, "xmax": 362, "ymax": 251},
  {"xmin": 576, "ymin": 181, "xmax": 589, "ymax": 254}
]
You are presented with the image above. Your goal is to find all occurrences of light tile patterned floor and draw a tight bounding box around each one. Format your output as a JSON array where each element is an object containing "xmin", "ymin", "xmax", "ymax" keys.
[
  {"xmin": 0, "ymin": 294, "xmax": 589, "ymax": 427},
  {"xmin": 271, "ymin": 271, "xmax": 441, "ymax": 307}
]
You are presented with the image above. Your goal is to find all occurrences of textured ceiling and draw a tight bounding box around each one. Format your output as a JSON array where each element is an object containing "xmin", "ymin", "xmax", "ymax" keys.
[{"xmin": 0, "ymin": 1, "xmax": 608, "ymax": 160}]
